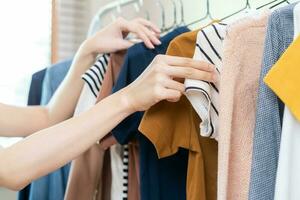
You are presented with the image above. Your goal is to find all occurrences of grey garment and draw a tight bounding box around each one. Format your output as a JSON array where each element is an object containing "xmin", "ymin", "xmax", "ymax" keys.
[
  {"xmin": 249, "ymin": 4, "xmax": 296, "ymax": 200},
  {"xmin": 41, "ymin": 59, "xmax": 72, "ymax": 104}
]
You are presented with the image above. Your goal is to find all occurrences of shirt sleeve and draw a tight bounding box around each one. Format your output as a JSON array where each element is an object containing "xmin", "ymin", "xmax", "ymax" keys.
[
  {"xmin": 74, "ymin": 54, "xmax": 109, "ymax": 115},
  {"xmin": 184, "ymin": 24, "xmax": 226, "ymax": 140}
]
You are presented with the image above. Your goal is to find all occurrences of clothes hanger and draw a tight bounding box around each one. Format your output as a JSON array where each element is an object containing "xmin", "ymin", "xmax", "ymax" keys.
[
  {"xmin": 117, "ymin": 1, "xmax": 143, "ymax": 19},
  {"xmin": 87, "ymin": 0, "xmax": 139, "ymax": 36},
  {"xmin": 163, "ymin": 0, "xmax": 178, "ymax": 32},
  {"xmin": 256, "ymin": 0, "xmax": 279, "ymax": 9},
  {"xmin": 220, "ymin": 0, "xmax": 251, "ymax": 21},
  {"xmin": 171, "ymin": 0, "xmax": 178, "ymax": 28},
  {"xmin": 155, "ymin": 0, "xmax": 166, "ymax": 32},
  {"xmin": 256, "ymin": 0, "xmax": 289, "ymax": 9},
  {"xmin": 138, "ymin": 0, "xmax": 151, "ymax": 20},
  {"xmin": 177, "ymin": 0, "xmax": 185, "ymax": 26},
  {"xmin": 270, "ymin": 0, "xmax": 290, "ymax": 9},
  {"xmin": 186, "ymin": 0, "xmax": 213, "ymax": 27}
]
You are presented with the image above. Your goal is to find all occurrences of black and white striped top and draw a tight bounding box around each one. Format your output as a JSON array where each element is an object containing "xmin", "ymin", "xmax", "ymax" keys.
[
  {"xmin": 122, "ymin": 144, "xmax": 129, "ymax": 200},
  {"xmin": 82, "ymin": 54, "xmax": 109, "ymax": 97},
  {"xmin": 75, "ymin": 54, "xmax": 110, "ymax": 115},
  {"xmin": 81, "ymin": 53, "xmax": 129, "ymax": 199},
  {"xmin": 185, "ymin": 23, "xmax": 226, "ymax": 140}
]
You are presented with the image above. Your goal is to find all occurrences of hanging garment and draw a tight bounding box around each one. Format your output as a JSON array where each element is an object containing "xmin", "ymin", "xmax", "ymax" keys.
[
  {"xmin": 248, "ymin": 3, "xmax": 296, "ymax": 200},
  {"xmin": 27, "ymin": 69, "xmax": 46, "ymax": 105},
  {"xmin": 65, "ymin": 54, "xmax": 109, "ymax": 200},
  {"xmin": 41, "ymin": 59, "xmax": 72, "ymax": 105},
  {"xmin": 264, "ymin": 7, "xmax": 300, "ymax": 198},
  {"xmin": 139, "ymin": 29, "xmax": 218, "ymax": 200},
  {"xmin": 74, "ymin": 54, "xmax": 109, "ymax": 115},
  {"xmin": 65, "ymin": 51, "xmax": 125, "ymax": 200},
  {"xmin": 218, "ymin": 11, "xmax": 269, "ymax": 200},
  {"xmin": 19, "ymin": 60, "xmax": 72, "ymax": 200},
  {"xmin": 110, "ymin": 144, "xmax": 126, "ymax": 200},
  {"xmin": 97, "ymin": 51, "xmax": 132, "ymax": 200},
  {"xmin": 111, "ymin": 27, "xmax": 190, "ymax": 200},
  {"xmin": 18, "ymin": 69, "xmax": 46, "ymax": 200},
  {"xmin": 184, "ymin": 23, "xmax": 226, "ymax": 140},
  {"xmin": 127, "ymin": 140, "xmax": 140, "ymax": 200}
]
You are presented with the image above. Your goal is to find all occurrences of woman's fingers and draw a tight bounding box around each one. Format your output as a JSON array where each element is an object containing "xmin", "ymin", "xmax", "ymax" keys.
[
  {"xmin": 137, "ymin": 18, "xmax": 161, "ymax": 33},
  {"xmin": 119, "ymin": 18, "xmax": 161, "ymax": 49},
  {"xmin": 151, "ymin": 55, "xmax": 217, "ymax": 82},
  {"xmin": 122, "ymin": 55, "xmax": 217, "ymax": 112},
  {"xmin": 163, "ymin": 79, "xmax": 185, "ymax": 93},
  {"xmin": 160, "ymin": 55, "xmax": 215, "ymax": 72},
  {"xmin": 128, "ymin": 24, "xmax": 154, "ymax": 49},
  {"xmin": 139, "ymin": 25, "xmax": 161, "ymax": 46},
  {"xmin": 162, "ymin": 89, "xmax": 182, "ymax": 102},
  {"xmin": 163, "ymin": 66, "xmax": 217, "ymax": 82}
]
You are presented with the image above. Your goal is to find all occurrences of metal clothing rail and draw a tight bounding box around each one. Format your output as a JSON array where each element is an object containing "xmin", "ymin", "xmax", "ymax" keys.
[
  {"xmin": 97, "ymin": 0, "xmax": 140, "ymax": 21},
  {"xmin": 88, "ymin": 0, "xmax": 291, "ymax": 36}
]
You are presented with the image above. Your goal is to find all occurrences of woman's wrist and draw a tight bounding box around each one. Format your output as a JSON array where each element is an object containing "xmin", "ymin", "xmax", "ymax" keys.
[
  {"xmin": 117, "ymin": 88, "xmax": 137, "ymax": 116},
  {"xmin": 79, "ymin": 33, "xmax": 108, "ymax": 58},
  {"xmin": 66, "ymin": 39, "xmax": 99, "ymax": 79},
  {"xmin": 77, "ymin": 38, "xmax": 99, "ymax": 59},
  {"xmin": 93, "ymin": 90, "xmax": 136, "ymax": 123}
]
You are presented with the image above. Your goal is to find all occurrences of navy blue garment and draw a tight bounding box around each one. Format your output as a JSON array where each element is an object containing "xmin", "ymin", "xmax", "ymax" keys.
[
  {"xmin": 41, "ymin": 59, "xmax": 72, "ymax": 105},
  {"xmin": 27, "ymin": 69, "xmax": 46, "ymax": 105},
  {"xmin": 112, "ymin": 27, "xmax": 190, "ymax": 200},
  {"xmin": 18, "ymin": 59, "xmax": 72, "ymax": 200}
]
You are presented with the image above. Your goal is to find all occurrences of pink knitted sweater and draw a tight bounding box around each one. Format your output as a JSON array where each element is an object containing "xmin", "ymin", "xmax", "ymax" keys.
[{"xmin": 218, "ymin": 11, "xmax": 270, "ymax": 200}]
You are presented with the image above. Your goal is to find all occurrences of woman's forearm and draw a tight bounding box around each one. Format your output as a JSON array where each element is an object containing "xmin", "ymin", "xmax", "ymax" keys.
[
  {"xmin": 0, "ymin": 47, "xmax": 96, "ymax": 137},
  {"xmin": 0, "ymin": 54, "xmax": 217, "ymax": 191},
  {"xmin": 0, "ymin": 90, "xmax": 132, "ymax": 190},
  {"xmin": 0, "ymin": 17, "xmax": 161, "ymax": 137},
  {"xmin": 45, "ymin": 51, "xmax": 96, "ymax": 127}
]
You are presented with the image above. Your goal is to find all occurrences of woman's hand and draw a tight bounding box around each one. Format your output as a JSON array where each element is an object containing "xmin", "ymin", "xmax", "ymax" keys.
[
  {"xmin": 120, "ymin": 55, "xmax": 218, "ymax": 112},
  {"xmin": 80, "ymin": 17, "xmax": 161, "ymax": 58}
]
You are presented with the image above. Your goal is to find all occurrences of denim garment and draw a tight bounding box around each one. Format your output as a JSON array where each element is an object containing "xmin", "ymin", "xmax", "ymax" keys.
[
  {"xmin": 249, "ymin": 4, "xmax": 296, "ymax": 200},
  {"xmin": 19, "ymin": 59, "xmax": 72, "ymax": 200}
]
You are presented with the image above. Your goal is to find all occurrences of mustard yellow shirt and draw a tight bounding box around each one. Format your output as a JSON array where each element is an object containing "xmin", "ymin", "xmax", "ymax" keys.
[{"xmin": 264, "ymin": 35, "xmax": 300, "ymax": 122}]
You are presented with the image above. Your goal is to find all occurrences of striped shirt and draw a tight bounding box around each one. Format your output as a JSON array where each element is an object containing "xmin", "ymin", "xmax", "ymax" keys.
[
  {"xmin": 184, "ymin": 23, "xmax": 227, "ymax": 140},
  {"xmin": 122, "ymin": 144, "xmax": 129, "ymax": 200},
  {"xmin": 82, "ymin": 54, "xmax": 109, "ymax": 97},
  {"xmin": 81, "ymin": 53, "xmax": 129, "ymax": 199},
  {"xmin": 74, "ymin": 54, "xmax": 109, "ymax": 115}
]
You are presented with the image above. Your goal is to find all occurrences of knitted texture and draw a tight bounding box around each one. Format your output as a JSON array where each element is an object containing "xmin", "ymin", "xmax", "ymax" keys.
[{"xmin": 218, "ymin": 11, "xmax": 269, "ymax": 200}]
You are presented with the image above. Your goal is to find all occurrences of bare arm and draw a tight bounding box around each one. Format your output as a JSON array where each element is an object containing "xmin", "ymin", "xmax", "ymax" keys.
[
  {"xmin": 0, "ymin": 18, "xmax": 161, "ymax": 137},
  {"xmin": 0, "ymin": 53, "xmax": 94, "ymax": 137},
  {"xmin": 0, "ymin": 55, "xmax": 216, "ymax": 191},
  {"xmin": 0, "ymin": 90, "xmax": 132, "ymax": 190}
]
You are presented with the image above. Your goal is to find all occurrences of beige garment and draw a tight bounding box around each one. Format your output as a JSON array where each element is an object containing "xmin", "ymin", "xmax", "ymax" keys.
[
  {"xmin": 218, "ymin": 11, "xmax": 270, "ymax": 200},
  {"xmin": 128, "ymin": 140, "xmax": 140, "ymax": 200},
  {"xmin": 65, "ymin": 51, "xmax": 125, "ymax": 200}
]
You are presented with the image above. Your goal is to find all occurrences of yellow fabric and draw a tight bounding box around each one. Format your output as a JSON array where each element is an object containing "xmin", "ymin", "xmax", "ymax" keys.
[
  {"xmin": 264, "ymin": 35, "xmax": 300, "ymax": 122},
  {"xmin": 139, "ymin": 29, "xmax": 217, "ymax": 200}
]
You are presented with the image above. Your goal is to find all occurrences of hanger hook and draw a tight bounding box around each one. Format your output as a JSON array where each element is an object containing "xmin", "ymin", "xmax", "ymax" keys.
[
  {"xmin": 178, "ymin": 0, "xmax": 185, "ymax": 25},
  {"xmin": 116, "ymin": 1, "xmax": 122, "ymax": 14},
  {"xmin": 171, "ymin": 0, "xmax": 177, "ymax": 28},
  {"xmin": 156, "ymin": 0, "xmax": 166, "ymax": 32},
  {"xmin": 206, "ymin": 0, "xmax": 214, "ymax": 20},
  {"xmin": 246, "ymin": 0, "xmax": 251, "ymax": 9},
  {"xmin": 138, "ymin": 0, "xmax": 150, "ymax": 20}
]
